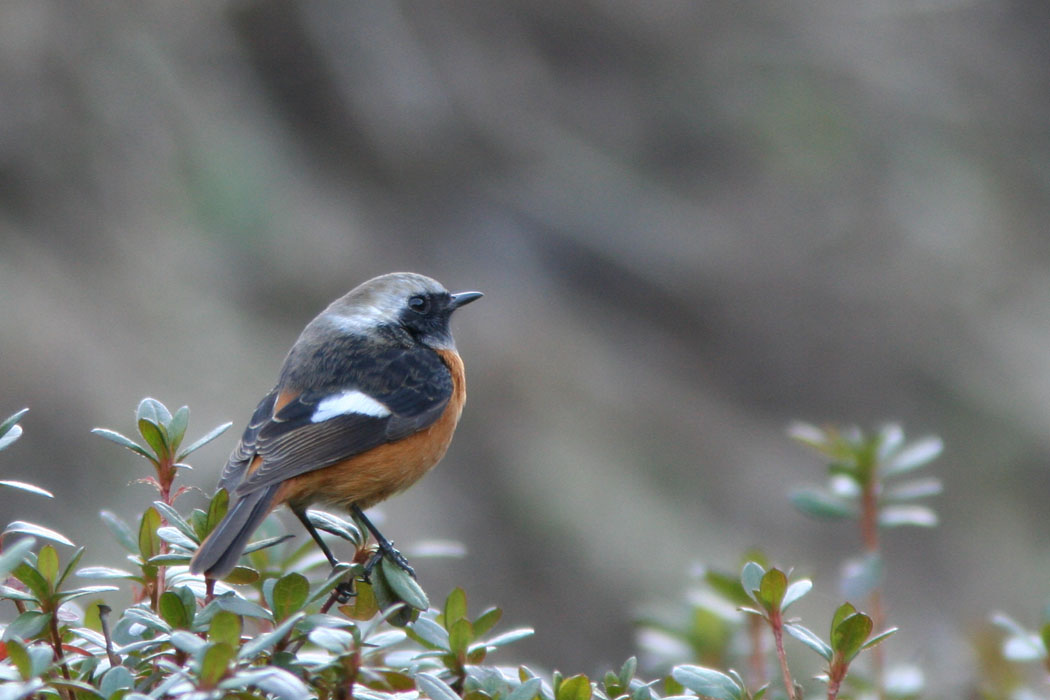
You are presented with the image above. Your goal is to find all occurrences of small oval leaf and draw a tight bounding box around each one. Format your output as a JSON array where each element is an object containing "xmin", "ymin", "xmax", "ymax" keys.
[
  {"xmin": 0, "ymin": 481, "xmax": 53, "ymax": 498},
  {"xmin": 4, "ymin": 521, "xmax": 73, "ymax": 547},
  {"xmin": 671, "ymin": 665, "xmax": 742, "ymax": 700}
]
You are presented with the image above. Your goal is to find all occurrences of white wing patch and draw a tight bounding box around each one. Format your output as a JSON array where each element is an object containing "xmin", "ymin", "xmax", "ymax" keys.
[{"xmin": 311, "ymin": 390, "xmax": 391, "ymax": 422}]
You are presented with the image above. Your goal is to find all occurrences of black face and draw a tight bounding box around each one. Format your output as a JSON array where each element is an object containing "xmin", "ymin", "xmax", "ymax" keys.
[{"xmin": 399, "ymin": 292, "xmax": 454, "ymax": 345}]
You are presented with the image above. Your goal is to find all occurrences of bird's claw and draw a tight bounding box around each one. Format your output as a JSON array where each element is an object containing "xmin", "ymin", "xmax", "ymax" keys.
[
  {"xmin": 361, "ymin": 540, "xmax": 415, "ymax": 581},
  {"xmin": 334, "ymin": 580, "xmax": 355, "ymax": 604}
]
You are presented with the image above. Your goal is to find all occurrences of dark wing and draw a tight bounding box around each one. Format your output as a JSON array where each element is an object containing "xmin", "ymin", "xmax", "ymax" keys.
[
  {"xmin": 228, "ymin": 345, "xmax": 452, "ymax": 497},
  {"xmin": 218, "ymin": 387, "xmax": 279, "ymax": 493}
]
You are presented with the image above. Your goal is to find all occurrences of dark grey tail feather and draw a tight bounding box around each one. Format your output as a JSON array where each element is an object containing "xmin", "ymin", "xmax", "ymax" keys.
[{"xmin": 189, "ymin": 484, "xmax": 281, "ymax": 578}]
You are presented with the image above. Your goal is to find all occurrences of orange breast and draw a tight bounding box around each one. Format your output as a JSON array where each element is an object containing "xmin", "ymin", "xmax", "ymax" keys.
[{"xmin": 275, "ymin": 348, "xmax": 467, "ymax": 511}]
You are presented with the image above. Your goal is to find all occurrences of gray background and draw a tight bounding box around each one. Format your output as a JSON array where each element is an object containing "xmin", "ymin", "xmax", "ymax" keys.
[{"xmin": 2, "ymin": 1, "xmax": 1049, "ymax": 691}]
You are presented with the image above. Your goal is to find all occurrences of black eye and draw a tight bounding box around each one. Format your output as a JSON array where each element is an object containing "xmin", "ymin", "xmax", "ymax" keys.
[{"xmin": 408, "ymin": 294, "xmax": 430, "ymax": 313}]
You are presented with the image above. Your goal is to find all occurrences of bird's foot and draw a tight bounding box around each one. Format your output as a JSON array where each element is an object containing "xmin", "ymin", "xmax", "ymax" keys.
[
  {"xmin": 361, "ymin": 540, "xmax": 415, "ymax": 581},
  {"xmin": 334, "ymin": 579, "xmax": 355, "ymax": 604}
]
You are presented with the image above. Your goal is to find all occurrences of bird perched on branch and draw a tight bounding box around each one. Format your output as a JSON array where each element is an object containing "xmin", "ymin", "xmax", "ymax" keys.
[{"xmin": 189, "ymin": 272, "xmax": 482, "ymax": 582}]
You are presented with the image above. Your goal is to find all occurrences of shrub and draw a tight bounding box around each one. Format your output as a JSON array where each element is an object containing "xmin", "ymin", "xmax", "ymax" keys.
[{"xmin": 0, "ymin": 401, "xmax": 1042, "ymax": 699}]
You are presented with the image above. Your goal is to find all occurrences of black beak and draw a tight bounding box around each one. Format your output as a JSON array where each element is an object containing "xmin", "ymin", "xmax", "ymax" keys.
[{"xmin": 449, "ymin": 291, "xmax": 483, "ymax": 309}]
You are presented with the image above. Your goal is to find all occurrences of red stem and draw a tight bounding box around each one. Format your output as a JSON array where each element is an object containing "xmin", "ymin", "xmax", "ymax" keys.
[
  {"xmin": 771, "ymin": 612, "xmax": 797, "ymax": 700},
  {"xmin": 860, "ymin": 481, "xmax": 885, "ymax": 700}
]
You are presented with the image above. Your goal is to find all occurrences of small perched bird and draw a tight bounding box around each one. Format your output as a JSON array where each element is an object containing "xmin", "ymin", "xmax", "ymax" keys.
[{"xmin": 189, "ymin": 272, "xmax": 482, "ymax": 580}]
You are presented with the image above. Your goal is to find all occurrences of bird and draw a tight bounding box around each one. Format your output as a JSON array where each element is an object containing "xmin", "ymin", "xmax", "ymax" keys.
[{"xmin": 189, "ymin": 272, "xmax": 482, "ymax": 581}]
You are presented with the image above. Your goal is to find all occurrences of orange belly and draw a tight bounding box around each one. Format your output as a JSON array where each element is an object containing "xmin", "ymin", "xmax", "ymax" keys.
[{"xmin": 274, "ymin": 348, "xmax": 466, "ymax": 511}]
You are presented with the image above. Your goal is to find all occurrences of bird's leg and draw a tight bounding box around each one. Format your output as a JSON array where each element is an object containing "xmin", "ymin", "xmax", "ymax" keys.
[
  {"xmin": 351, "ymin": 505, "xmax": 416, "ymax": 579},
  {"xmin": 292, "ymin": 507, "xmax": 355, "ymax": 602}
]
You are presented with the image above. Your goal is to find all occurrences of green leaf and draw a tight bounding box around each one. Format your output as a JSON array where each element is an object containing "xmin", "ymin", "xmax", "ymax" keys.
[
  {"xmin": 409, "ymin": 615, "xmax": 451, "ymax": 650},
  {"xmin": 342, "ymin": 580, "xmax": 380, "ymax": 620},
  {"xmin": 169, "ymin": 406, "xmax": 190, "ymax": 454},
  {"xmin": 831, "ymin": 602, "xmax": 858, "ymax": 632},
  {"xmin": 882, "ymin": 477, "xmax": 943, "ymax": 502},
  {"xmin": 862, "ymin": 626, "xmax": 898, "ymax": 650},
  {"xmin": 239, "ymin": 611, "xmax": 304, "ymax": 659},
  {"xmin": 230, "ymin": 667, "xmax": 310, "ymax": 700},
  {"xmin": 12, "ymin": 562, "xmax": 51, "ymax": 603},
  {"xmin": 138, "ymin": 397, "xmax": 173, "ymax": 427},
  {"xmin": 209, "ymin": 610, "xmax": 242, "ymax": 648},
  {"xmin": 882, "ymin": 436, "xmax": 943, "ymax": 476},
  {"xmin": 877, "ymin": 504, "xmax": 938, "ymax": 528},
  {"xmin": 309, "ymin": 626, "xmax": 355, "ymax": 653},
  {"xmin": 740, "ymin": 561, "xmax": 765, "ymax": 601},
  {"xmin": 757, "ymin": 568, "xmax": 787, "ymax": 612},
  {"xmin": 35, "ymin": 545, "xmax": 59, "ymax": 589},
  {"xmin": 781, "ymin": 579, "xmax": 812, "ymax": 612},
  {"xmin": 449, "ymin": 617, "xmax": 475, "ymax": 657},
  {"xmin": 77, "ymin": 565, "xmax": 138, "ymax": 580},
  {"xmin": 271, "ymin": 572, "xmax": 310, "ymax": 621},
  {"xmin": 242, "ymin": 534, "xmax": 295, "ymax": 555},
  {"xmin": 417, "ymin": 672, "xmax": 462, "ymax": 700},
  {"xmin": 0, "ymin": 424, "xmax": 22, "ymax": 451},
  {"xmin": 663, "ymin": 675, "xmax": 684, "ymax": 697},
  {"xmin": 200, "ymin": 642, "xmax": 235, "ymax": 687},
  {"xmin": 222, "ymin": 565, "xmax": 261, "ymax": 585},
  {"xmin": 90, "ymin": 428, "xmax": 156, "ymax": 464},
  {"xmin": 209, "ymin": 593, "xmax": 272, "ymax": 620},
  {"xmin": 123, "ymin": 606, "xmax": 172, "ymax": 634},
  {"xmin": 170, "ymin": 629, "xmax": 207, "ymax": 655},
  {"xmin": 507, "ymin": 677, "xmax": 543, "ymax": 700},
  {"xmin": 474, "ymin": 606, "xmax": 503, "ymax": 637},
  {"xmin": 147, "ymin": 552, "xmax": 193, "ymax": 566},
  {"xmin": 152, "ymin": 501, "xmax": 198, "ymax": 542},
  {"xmin": 0, "ymin": 537, "xmax": 35, "ymax": 578},
  {"xmin": 874, "ymin": 422, "xmax": 903, "ymax": 455},
  {"xmin": 444, "ymin": 587, "xmax": 469, "ymax": 628},
  {"xmin": 4, "ymin": 637, "xmax": 31, "ymax": 678},
  {"xmin": 0, "ymin": 584, "xmax": 37, "ymax": 602},
  {"xmin": 54, "ymin": 584, "xmax": 119, "ymax": 603},
  {"xmin": 55, "ymin": 545, "xmax": 85, "ymax": 589},
  {"xmin": 482, "ymin": 627, "xmax": 534, "ymax": 649},
  {"xmin": 177, "ymin": 421, "xmax": 233, "ymax": 461},
  {"xmin": 0, "ymin": 409, "xmax": 28, "ymax": 451},
  {"xmin": 305, "ymin": 510, "xmax": 362, "ymax": 546},
  {"xmin": 159, "ymin": 591, "xmax": 191, "ymax": 629},
  {"xmin": 786, "ymin": 422, "xmax": 828, "ymax": 451},
  {"xmin": 784, "ymin": 623, "xmax": 833, "ymax": 661},
  {"xmin": 1005, "ymin": 631, "xmax": 1050, "ymax": 661},
  {"xmin": 3, "ymin": 610, "xmax": 52, "ymax": 642},
  {"xmin": 99, "ymin": 510, "xmax": 138, "ymax": 552},
  {"xmin": 4, "ymin": 521, "xmax": 73, "ymax": 547},
  {"xmin": 205, "ymin": 489, "xmax": 230, "ymax": 535},
  {"xmin": 619, "ymin": 656, "xmax": 638, "ymax": 686},
  {"xmin": 790, "ymin": 487, "xmax": 857, "ymax": 520},
  {"xmin": 0, "ymin": 407, "xmax": 29, "ymax": 439},
  {"xmin": 138, "ymin": 507, "xmax": 162, "ymax": 561},
  {"xmin": 304, "ymin": 563, "xmax": 354, "ymax": 606},
  {"xmin": 671, "ymin": 665, "xmax": 742, "ymax": 700},
  {"xmin": 831, "ymin": 612, "xmax": 874, "ymax": 661},
  {"xmin": 100, "ymin": 665, "xmax": 135, "ymax": 697},
  {"xmin": 137, "ymin": 418, "xmax": 169, "ymax": 462},
  {"xmin": 556, "ymin": 674, "xmax": 593, "ymax": 700},
  {"xmin": 0, "ymin": 480, "xmax": 53, "ymax": 498},
  {"xmin": 380, "ymin": 557, "xmax": 429, "ymax": 611},
  {"xmin": 157, "ymin": 525, "xmax": 198, "ymax": 551}
]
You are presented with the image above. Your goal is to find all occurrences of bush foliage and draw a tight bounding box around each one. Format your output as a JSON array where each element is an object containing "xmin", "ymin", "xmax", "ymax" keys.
[{"xmin": 0, "ymin": 401, "xmax": 1043, "ymax": 699}]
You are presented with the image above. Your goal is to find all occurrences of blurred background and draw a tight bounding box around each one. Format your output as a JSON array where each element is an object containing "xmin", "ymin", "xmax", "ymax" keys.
[{"xmin": 2, "ymin": 0, "xmax": 1049, "ymax": 691}]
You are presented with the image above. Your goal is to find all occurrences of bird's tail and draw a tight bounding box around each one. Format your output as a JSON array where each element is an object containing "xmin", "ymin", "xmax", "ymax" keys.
[{"xmin": 189, "ymin": 484, "xmax": 281, "ymax": 578}]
